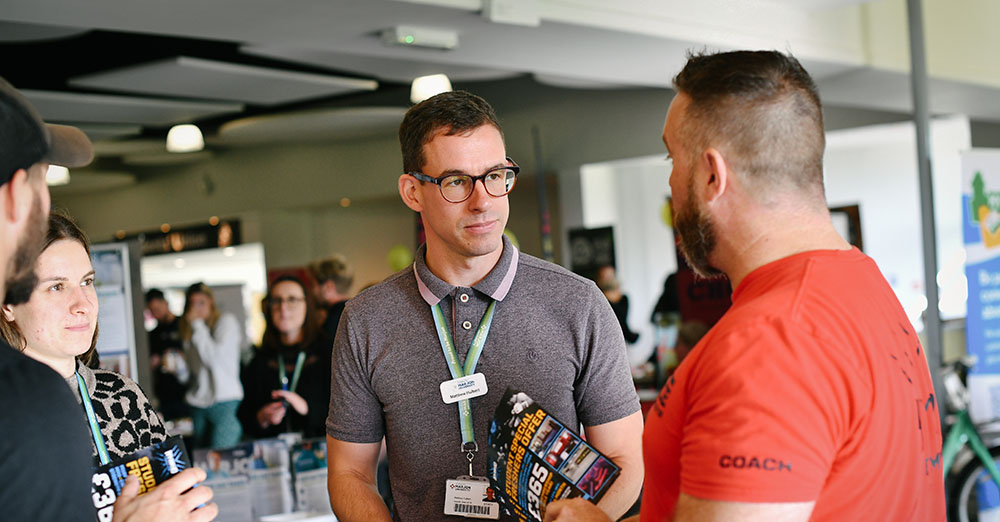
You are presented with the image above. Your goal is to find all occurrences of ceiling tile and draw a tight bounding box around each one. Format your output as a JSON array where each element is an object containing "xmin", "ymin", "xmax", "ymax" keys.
[
  {"xmin": 22, "ymin": 89, "xmax": 243, "ymax": 126},
  {"xmin": 241, "ymin": 45, "xmax": 519, "ymax": 83},
  {"xmin": 70, "ymin": 56, "xmax": 378, "ymax": 106}
]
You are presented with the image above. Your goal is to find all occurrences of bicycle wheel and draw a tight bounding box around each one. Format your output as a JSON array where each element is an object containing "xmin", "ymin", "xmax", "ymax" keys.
[{"xmin": 950, "ymin": 447, "xmax": 1000, "ymax": 522}]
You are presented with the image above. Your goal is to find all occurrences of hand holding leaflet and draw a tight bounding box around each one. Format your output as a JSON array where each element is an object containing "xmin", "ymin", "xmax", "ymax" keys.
[
  {"xmin": 91, "ymin": 436, "xmax": 216, "ymax": 522},
  {"xmin": 488, "ymin": 388, "xmax": 620, "ymax": 522}
]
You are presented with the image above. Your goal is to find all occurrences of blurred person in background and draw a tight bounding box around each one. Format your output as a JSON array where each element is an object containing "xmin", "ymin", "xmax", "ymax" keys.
[
  {"xmin": 180, "ymin": 282, "xmax": 243, "ymax": 449},
  {"xmin": 596, "ymin": 265, "xmax": 640, "ymax": 345},
  {"xmin": 239, "ymin": 275, "xmax": 332, "ymax": 438},
  {"xmin": 145, "ymin": 288, "xmax": 189, "ymax": 421},
  {"xmin": 309, "ymin": 254, "xmax": 353, "ymax": 340}
]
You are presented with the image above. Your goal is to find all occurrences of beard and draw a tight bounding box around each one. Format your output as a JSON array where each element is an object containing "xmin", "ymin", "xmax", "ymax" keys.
[
  {"xmin": 674, "ymin": 186, "xmax": 723, "ymax": 279},
  {"xmin": 5, "ymin": 194, "xmax": 46, "ymax": 305}
]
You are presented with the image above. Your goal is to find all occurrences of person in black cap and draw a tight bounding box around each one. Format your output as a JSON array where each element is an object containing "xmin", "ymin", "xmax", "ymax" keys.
[{"xmin": 0, "ymin": 76, "xmax": 217, "ymax": 522}]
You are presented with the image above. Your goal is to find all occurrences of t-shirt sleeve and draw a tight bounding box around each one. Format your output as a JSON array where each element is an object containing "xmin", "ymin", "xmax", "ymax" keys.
[
  {"xmin": 575, "ymin": 283, "xmax": 641, "ymax": 427},
  {"xmin": 325, "ymin": 304, "xmax": 385, "ymax": 443},
  {"xmin": 680, "ymin": 317, "xmax": 843, "ymax": 503}
]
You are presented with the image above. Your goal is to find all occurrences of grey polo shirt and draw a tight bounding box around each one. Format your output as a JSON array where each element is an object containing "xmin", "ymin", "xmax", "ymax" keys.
[{"xmin": 327, "ymin": 236, "xmax": 638, "ymax": 521}]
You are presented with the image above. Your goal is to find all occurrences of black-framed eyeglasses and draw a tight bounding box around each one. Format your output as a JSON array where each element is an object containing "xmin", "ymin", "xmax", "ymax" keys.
[
  {"xmin": 408, "ymin": 157, "xmax": 519, "ymax": 203},
  {"xmin": 269, "ymin": 296, "xmax": 305, "ymax": 308}
]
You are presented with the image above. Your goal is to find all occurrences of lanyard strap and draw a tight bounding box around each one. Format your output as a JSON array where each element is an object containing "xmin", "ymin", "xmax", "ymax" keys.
[
  {"xmin": 77, "ymin": 372, "xmax": 111, "ymax": 466},
  {"xmin": 277, "ymin": 350, "xmax": 307, "ymax": 394},
  {"xmin": 431, "ymin": 299, "xmax": 496, "ymax": 448}
]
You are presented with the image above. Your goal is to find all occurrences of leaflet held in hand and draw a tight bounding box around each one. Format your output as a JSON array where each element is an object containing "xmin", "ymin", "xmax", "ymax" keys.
[
  {"xmin": 488, "ymin": 388, "xmax": 620, "ymax": 522},
  {"xmin": 90, "ymin": 435, "xmax": 192, "ymax": 521}
]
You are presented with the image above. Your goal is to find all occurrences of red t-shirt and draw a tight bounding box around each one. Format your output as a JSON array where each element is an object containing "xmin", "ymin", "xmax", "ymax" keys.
[{"xmin": 642, "ymin": 248, "xmax": 945, "ymax": 521}]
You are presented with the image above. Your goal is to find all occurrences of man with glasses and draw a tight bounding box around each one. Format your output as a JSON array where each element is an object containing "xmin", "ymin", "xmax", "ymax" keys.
[{"xmin": 326, "ymin": 91, "xmax": 643, "ymax": 521}]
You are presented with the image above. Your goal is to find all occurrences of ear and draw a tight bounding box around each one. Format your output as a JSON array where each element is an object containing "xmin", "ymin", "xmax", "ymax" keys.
[
  {"xmin": 2, "ymin": 303, "xmax": 16, "ymax": 322},
  {"xmin": 0, "ymin": 168, "xmax": 32, "ymax": 225},
  {"xmin": 398, "ymin": 174, "xmax": 424, "ymax": 213},
  {"xmin": 702, "ymin": 148, "xmax": 730, "ymax": 205}
]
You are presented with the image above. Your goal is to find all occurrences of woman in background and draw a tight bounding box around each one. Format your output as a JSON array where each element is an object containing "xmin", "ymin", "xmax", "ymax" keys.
[
  {"xmin": 0, "ymin": 212, "xmax": 167, "ymax": 462},
  {"xmin": 180, "ymin": 282, "xmax": 243, "ymax": 449},
  {"xmin": 239, "ymin": 275, "xmax": 332, "ymax": 438}
]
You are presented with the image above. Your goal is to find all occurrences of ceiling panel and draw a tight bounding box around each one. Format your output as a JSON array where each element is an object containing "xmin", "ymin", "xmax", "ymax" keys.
[
  {"xmin": 22, "ymin": 89, "xmax": 243, "ymax": 126},
  {"xmin": 70, "ymin": 56, "xmax": 379, "ymax": 106},
  {"xmin": 819, "ymin": 68, "xmax": 1000, "ymax": 123},
  {"xmin": 241, "ymin": 45, "xmax": 520, "ymax": 83},
  {"xmin": 214, "ymin": 106, "xmax": 408, "ymax": 146},
  {"xmin": 73, "ymin": 123, "xmax": 144, "ymax": 142},
  {"xmin": 49, "ymin": 170, "xmax": 136, "ymax": 195}
]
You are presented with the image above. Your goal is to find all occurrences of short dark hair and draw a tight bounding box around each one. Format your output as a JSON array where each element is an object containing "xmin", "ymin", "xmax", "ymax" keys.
[
  {"xmin": 673, "ymin": 50, "xmax": 825, "ymax": 200},
  {"xmin": 309, "ymin": 255, "xmax": 353, "ymax": 294},
  {"xmin": 145, "ymin": 288, "xmax": 166, "ymax": 303},
  {"xmin": 398, "ymin": 91, "xmax": 504, "ymax": 173}
]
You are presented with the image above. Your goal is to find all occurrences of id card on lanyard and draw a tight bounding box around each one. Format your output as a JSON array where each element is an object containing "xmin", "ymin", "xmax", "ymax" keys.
[
  {"xmin": 432, "ymin": 299, "xmax": 499, "ymax": 519},
  {"xmin": 78, "ymin": 372, "xmax": 111, "ymax": 466}
]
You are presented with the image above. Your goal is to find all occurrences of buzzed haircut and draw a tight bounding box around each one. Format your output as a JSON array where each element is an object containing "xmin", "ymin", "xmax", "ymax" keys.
[
  {"xmin": 309, "ymin": 255, "xmax": 354, "ymax": 294},
  {"xmin": 673, "ymin": 50, "xmax": 826, "ymax": 200},
  {"xmin": 398, "ymin": 90, "xmax": 504, "ymax": 174}
]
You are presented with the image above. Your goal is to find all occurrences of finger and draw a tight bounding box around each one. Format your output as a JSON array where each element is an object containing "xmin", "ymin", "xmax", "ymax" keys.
[
  {"xmin": 159, "ymin": 467, "xmax": 207, "ymax": 497},
  {"xmin": 119, "ymin": 475, "xmax": 141, "ymax": 501},
  {"xmin": 189, "ymin": 502, "xmax": 219, "ymax": 522},
  {"xmin": 182, "ymin": 484, "xmax": 214, "ymax": 512},
  {"xmin": 542, "ymin": 500, "xmax": 563, "ymax": 522}
]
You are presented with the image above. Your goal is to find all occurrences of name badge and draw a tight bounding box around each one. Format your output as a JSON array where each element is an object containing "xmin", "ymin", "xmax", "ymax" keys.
[
  {"xmin": 444, "ymin": 477, "xmax": 499, "ymax": 519},
  {"xmin": 440, "ymin": 373, "xmax": 488, "ymax": 404}
]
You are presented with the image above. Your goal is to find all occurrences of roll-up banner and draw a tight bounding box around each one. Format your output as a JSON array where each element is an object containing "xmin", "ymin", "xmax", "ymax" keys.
[{"xmin": 963, "ymin": 149, "xmax": 1000, "ymax": 422}]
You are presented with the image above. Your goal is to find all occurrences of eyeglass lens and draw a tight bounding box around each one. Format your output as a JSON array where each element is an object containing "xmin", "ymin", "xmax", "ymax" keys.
[
  {"xmin": 440, "ymin": 169, "xmax": 517, "ymax": 202},
  {"xmin": 270, "ymin": 296, "xmax": 305, "ymax": 307}
]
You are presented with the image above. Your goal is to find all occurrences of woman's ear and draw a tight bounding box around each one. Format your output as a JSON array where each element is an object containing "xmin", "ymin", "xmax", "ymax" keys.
[{"xmin": 2, "ymin": 303, "xmax": 16, "ymax": 322}]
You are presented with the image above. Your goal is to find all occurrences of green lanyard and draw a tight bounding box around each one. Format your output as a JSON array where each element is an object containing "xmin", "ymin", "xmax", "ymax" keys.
[
  {"xmin": 77, "ymin": 372, "xmax": 111, "ymax": 466},
  {"xmin": 431, "ymin": 299, "xmax": 496, "ymax": 467},
  {"xmin": 277, "ymin": 350, "xmax": 307, "ymax": 393}
]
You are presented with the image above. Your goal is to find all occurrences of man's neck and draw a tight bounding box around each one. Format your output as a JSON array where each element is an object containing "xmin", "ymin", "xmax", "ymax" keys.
[
  {"xmin": 718, "ymin": 209, "xmax": 851, "ymax": 290},
  {"xmin": 425, "ymin": 244, "xmax": 504, "ymax": 288}
]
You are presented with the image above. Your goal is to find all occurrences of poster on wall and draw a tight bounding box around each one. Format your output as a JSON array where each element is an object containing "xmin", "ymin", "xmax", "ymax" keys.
[
  {"xmin": 568, "ymin": 226, "xmax": 615, "ymax": 281},
  {"xmin": 91, "ymin": 242, "xmax": 140, "ymax": 380},
  {"xmin": 962, "ymin": 149, "xmax": 1000, "ymax": 422}
]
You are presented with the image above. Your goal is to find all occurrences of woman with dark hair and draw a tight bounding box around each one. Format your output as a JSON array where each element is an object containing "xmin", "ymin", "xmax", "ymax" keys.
[
  {"xmin": 0, "ymin": 212, "xmax": 167, "ymax": 461},
  {"xmin": 238, "ymin": 275, "xmax": 332, "ymax": 438},
  {"xmin": 180, "ymin": 282, "xmax": 243, "ymax": 449}
]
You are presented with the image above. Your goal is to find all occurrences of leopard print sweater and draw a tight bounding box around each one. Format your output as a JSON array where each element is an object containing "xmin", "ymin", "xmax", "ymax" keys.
[{"xmin": 66, "ymin": 359, "xmax": 169, "ymax": 463}]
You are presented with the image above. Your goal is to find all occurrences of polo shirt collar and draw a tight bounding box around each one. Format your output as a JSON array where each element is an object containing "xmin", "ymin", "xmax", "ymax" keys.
[{"xmin": 413, "ymin": 235, "xmax": 519, "ymax": 306}]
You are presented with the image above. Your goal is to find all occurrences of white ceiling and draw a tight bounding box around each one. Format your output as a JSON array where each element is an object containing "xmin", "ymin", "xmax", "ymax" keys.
[{"xmin": 2, "ymin": 0, "xmax": 997, "ymax": 172}]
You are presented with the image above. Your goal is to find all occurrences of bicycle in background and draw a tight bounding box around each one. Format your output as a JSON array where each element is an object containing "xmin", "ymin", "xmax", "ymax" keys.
[{"xmin": 943, "ymin": 358, "xmax": 1000, "ymax": 521}]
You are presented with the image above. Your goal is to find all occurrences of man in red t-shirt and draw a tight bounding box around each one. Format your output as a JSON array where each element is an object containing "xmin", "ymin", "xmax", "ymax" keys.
[{"xmin": 545, "ymin": 50, "xmax": 945, "ymax": 521}]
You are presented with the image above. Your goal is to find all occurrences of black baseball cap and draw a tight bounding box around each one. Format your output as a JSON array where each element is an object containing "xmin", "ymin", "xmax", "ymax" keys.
[{"xmin": 0, "ymin": 76, "xmax": 93, "ymax": 186}]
